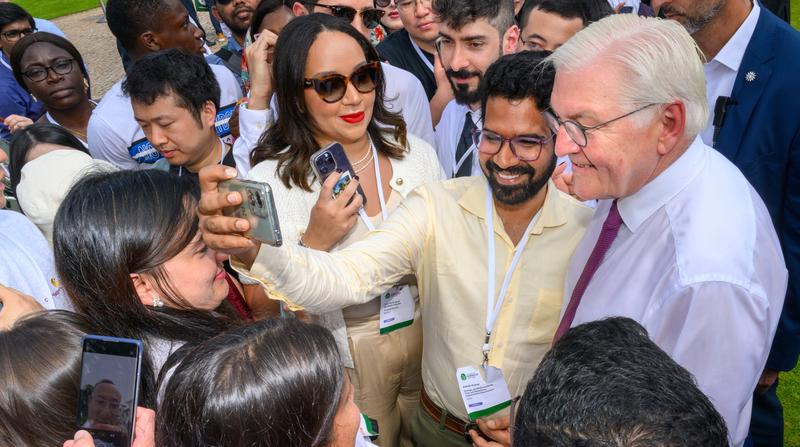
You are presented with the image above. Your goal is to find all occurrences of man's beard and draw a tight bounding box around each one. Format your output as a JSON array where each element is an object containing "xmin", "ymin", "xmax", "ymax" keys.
[
  {"xmin": 225, "ymin": 7, "xmax": 254, "ymax": 37},
  {"xmin": 446, "ymin": 68, "xmax": 483, "ymax": 105},
  {"xmin": 660, "ymin": 0, "xmax": 725, "ymax": 34},
  {"xmin": 483, "ymin": 152, "xmax": 556, "ymax": 205}
]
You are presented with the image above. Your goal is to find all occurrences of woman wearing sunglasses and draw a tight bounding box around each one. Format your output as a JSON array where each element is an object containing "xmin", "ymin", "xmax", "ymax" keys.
[
  {"xmin": 5, "ymin": 32, "xmax": 93, "ymax": 147},
  {"xmin": 245, "ymin": 14, "xmax": 443, "ymax": 447}
]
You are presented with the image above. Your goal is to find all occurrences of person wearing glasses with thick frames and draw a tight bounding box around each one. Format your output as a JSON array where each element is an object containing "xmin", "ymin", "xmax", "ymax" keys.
[
  {"xmin": 198, "ymin": 50, "xmax": 591, "ymax": 447},
  {"xmin": 3, "ymin": 32, "xmax": 95, "ymax": 147},
  {"xmin": 0, "ymin": 2, "xmax": 42, "ymax": 141},
  {"xmin": 234, "ymin": 14, "xmax": 443, "ymax": 447},
  {"xmin": 548, "ymin": 15, "xmax": 787, "ymax": 446}
]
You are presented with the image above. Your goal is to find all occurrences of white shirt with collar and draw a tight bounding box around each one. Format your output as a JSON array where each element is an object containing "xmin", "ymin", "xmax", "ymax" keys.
[
  {"xmin": 701, "ymin": 1, "xmax": 760, "ymax": 145},
  {"xmin": 87, "ymin": 64, "xmax": 242, "ymax": 170},
  {"xmin": 564, "ymin": 136, "xmax": 787, "ymax": 446},
  {"xmin": 434, "ymin": 100, "xmax": 483, "ymax": 178}
]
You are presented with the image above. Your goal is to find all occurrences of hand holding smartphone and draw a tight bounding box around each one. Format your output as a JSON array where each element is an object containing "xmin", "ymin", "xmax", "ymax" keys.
[
  {"xmin": 310, "ymin": 142, "xmax": 368, "ymax": 205},
  {"xmin": 218, "ymin": 179, "xmax": 283, "ymax": 247},
  {"xmin": 77, "ymin": 335, "xmax": 143, "ymax": 447}
]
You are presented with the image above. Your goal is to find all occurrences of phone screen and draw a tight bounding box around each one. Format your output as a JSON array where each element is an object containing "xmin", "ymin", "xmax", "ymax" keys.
[{"xmin": 78, "ymin": 336, "xmax": 142, "ymax": 447}]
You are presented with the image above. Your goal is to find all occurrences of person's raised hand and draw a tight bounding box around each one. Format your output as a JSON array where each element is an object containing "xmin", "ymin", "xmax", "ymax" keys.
[
  {"xmin": 0, "ymin": 284, "xmax": 43, "ymax": 330},
  {"xmin": 4, "ymin": 114, "xmax": 34, "ymax": 134},
  {"xmin": 302, "ymin": 171, "xmax": 363, "ymax": 251},
  {"xmin": 433, "ymin": 51, "xmax": 453, "ymax": 100},
  {"xmin": 551, "ymin": 162, "xmax": 580, "ymax": 200},
  {"xmin": 469, "ymin": 415, "xmax": 511, "ymax": 447},
  {"xmin": 63, "ymin": 407, "xmax": 156, "ymax": 447},
  {"xmin": 198, "ymin": 165, "xmax": 260, "ymax": 268},
  {"xmin": 245, "ymin": 30, "xmax": 278, "ymax": 110}
]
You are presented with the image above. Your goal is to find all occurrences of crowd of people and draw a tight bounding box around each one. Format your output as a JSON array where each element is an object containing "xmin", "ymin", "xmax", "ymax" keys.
[{"xmin": 0, "ymin": 0, "xmax": 797, "ymax": 446}]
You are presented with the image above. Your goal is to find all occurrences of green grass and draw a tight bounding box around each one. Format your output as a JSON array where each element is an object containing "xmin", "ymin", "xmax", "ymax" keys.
[
  {"xmin": 12, "ymin": 0, "xmax": 99, "ymax": 20},
  {"xmin": 11, "ymin": 0, "xmax": 800, "ymax": 443}
]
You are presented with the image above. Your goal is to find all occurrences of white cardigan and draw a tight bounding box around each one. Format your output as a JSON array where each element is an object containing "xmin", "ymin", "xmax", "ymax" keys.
[{"xmin": 246, "ymin": 134, "xmax": 445, "ymax": 367}]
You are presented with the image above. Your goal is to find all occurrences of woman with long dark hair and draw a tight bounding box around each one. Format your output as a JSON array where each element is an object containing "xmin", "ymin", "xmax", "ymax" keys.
[
  {"xmin": 159, "ymin": 318, "xmax": 375, "ymax": 447},
  {"xmin": 242, "ymin": 14, "xmax": 443, "ymax": 447},
  {"xmin": 0, "ymin": 310, "xmax": 95, "ymax": 446},
  {"xmin": 53, "ymin": 170, "xmax": 244, "ymax": 407},
  {"xmin": 5, "ymin": 32, "xmax": 94, "ymax": 146}
]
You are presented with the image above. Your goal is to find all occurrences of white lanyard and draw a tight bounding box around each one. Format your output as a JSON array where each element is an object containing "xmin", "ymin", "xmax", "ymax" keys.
[
  {"xmin": 358, "ymin": 140, "xmax": 388, "ymax": 231},
  {"xmin": 179, "ymin": 137, "xmax": 226, "ymax": 176},
  {"xmin": 0, "ymin": 55, "xmax": 10, "ymax": 71},
  {"xmin": 410, "ymin": 38, "xmax": 434, "ymax": 72},
  {"xmin": 482, "ymin": 184, "xmax": 539, "ymax": 365}
]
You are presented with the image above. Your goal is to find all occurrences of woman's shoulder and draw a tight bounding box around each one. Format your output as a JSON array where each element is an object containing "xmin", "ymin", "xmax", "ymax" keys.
[{"xmin": 391, "ymin": 133, "xmax": 444, "ymax": 184}]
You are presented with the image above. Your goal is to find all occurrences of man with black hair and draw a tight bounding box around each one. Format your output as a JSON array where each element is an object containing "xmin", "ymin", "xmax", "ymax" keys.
[
  {"xmin": 88, "ymin": 0, "xmax": 241, "ymax": 171},
  {"xmin": 199, "ymin": 50, "xmax": 591, "ymax": 447},
  {"xmin": 513, "ymin": 317, "xmax": 729, "ymax": 447},
  {"xmin": 375, "ymin": 0, "xmax": 440, "ymax": 100},
  {"xmin": 431, "ymin": 0, "xmax": 519, "ymax": 179},
  {"xmin": 124, "ymin": 50, "xmax": 239, "ymax": 182},
  {"xmin": 518, "ymin": 0, "xmax": 612, "ymax": 52},
  {"xmin": 212, "ymin": 0, "xmax": 259, "ymax": 81},
  {"xmin": 0, "ymin": 3, "xmax": 42, "ymax": 140}
]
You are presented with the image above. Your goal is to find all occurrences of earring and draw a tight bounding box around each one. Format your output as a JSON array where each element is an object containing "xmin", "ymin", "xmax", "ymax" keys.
[{"xmin": 152, "ymin": 296, "xmax": 164, "ymax": 308}]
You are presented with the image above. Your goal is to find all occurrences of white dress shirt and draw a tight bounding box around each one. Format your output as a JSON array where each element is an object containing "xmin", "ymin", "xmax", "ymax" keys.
[
  {"xmin": 564, "ymin": 137, "xmax": 787, "ymax": 446},
  {"xmin": 87, "ymin": 65, "xmax": 242, "ymax": 170},
  {"xmin": 435, "ymin": 100, "xmax": 482, "ymax": 178},
  {"xmin": 231, "ymin": 62, "xmax": 435, "ymax": 177},
  {"xmin": 701, "ymin": 1, "xmax": 760, "ymax": 145}
]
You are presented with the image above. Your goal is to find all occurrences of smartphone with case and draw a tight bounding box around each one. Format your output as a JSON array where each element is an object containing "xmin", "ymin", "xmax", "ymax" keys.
[
  {"xmin": 310, "ymin": 142, "xmax": 367, "ymax": 206},
  {"xmin": 619, "ymin": 5, "xmax": 634, "ymax": 13},
  {"xmin": 219, "ymin": 179, "xmax": 283, "ymax": 247},
  {"xmin": 77, "ymin": 335, "xmax": 143, "ymax": 447}
]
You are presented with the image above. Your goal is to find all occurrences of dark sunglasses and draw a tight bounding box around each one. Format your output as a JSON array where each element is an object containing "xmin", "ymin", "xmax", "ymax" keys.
[
  {"xmin": 304, "ymin": 61, "xmax": 381, "ymax": 103},
  {"xmin": 215, "ymin": 0, "xmax": 234, "ymax": 4},
  {"xmin": 306, "ymin": 2, "xmax": 385, "ymax": 29}
]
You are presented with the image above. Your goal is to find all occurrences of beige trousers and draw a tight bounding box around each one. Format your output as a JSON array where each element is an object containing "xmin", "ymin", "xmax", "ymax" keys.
[{"xmin": 345, "ymin": 308, "xmax": 422, "ymax": 447}]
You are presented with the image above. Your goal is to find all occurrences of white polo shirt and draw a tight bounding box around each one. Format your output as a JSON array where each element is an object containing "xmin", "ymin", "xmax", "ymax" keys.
[{"xmin": 87, "ymin": 64, "xmax": 242, "ymax": 170}]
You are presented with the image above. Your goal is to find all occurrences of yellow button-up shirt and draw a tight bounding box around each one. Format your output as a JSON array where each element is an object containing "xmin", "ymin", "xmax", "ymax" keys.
[{"xmin": 238, "ymin": 176, "xmax": 592, "ymax": 421}]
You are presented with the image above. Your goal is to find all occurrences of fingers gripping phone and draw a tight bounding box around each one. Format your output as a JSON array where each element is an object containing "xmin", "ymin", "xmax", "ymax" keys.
[
  {"xmin": 310, "ymin": 142, "xmax": 368, "ymax": 205},
  {"xmin": 219, "ymin": 179, "xmax": 283, "ymax": 247},
  {"xmin": 77, "ymin": 335, "xmax": 144, "ymax": 447}
]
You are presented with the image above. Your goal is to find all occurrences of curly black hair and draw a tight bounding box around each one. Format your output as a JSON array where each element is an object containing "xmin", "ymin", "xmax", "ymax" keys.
[{"xmin": 479, "ymin": 50, "xmax": 555, "ymax": 121}]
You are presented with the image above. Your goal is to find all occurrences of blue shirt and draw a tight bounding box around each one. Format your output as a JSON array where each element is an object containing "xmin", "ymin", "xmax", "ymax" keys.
[{"xmin": 0, "ymin": 53, "xmax": 44, "ymax": 140}]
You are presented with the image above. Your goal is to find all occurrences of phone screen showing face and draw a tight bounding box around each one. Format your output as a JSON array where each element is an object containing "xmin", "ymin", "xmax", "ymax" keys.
[{"xmin": 78, "ymin": 336, "xmax": 143, "ymax": 447}]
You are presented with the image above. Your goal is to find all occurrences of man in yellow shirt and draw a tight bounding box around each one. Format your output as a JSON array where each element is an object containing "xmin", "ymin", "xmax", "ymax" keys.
[{"xmin": 199, "ymin": 51, "xmax": 591, "ymax": 447}]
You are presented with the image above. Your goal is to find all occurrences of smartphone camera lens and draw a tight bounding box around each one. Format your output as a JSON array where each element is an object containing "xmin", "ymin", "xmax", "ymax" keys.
[
  {"xmin": 248, "ymin": 190, "xmax": 257, "ymax": 208},
  {"xmin": 255, "ymin": 192, "xmax": 264, "ymax": 209}
]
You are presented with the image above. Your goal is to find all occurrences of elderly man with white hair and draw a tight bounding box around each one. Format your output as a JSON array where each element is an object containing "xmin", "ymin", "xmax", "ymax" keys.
[{"xmin": 546, "ymin": 14, "xmax": 787, "ymax": 446}]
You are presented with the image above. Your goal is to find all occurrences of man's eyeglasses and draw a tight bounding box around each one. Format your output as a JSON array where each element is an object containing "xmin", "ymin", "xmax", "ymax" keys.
[
  {"xmin": 385, "ymin": 0, "xmax": 431, "ymax": 12},
  {"xmin": 1, "ymin": 27, "xmax": 36, "ymax": 41},
  {"xmin": 471, "ymin": 128, "xmax": 555, "ymax": 162},
  {"xmin": 307, "ymin": 2, "xmax": 385, "ymax": 29},
  {"xmin": 544, "ymin": 103, "xmax": 659, "ymax": 148},
  {"xmin": 304, "ymin": 61, "xmax": 381, "ymax": 103},
  {"xmin": 22, "ymin": 58, "xmax": 75, "ymax": 83}
]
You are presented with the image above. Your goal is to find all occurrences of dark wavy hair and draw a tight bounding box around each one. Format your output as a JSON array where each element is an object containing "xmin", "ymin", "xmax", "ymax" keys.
[
  {"xmin": 157, "ymin": 318, "xmax": 345, "ymax": 446},
  {"xmin": 53, "ymin": 170, "xmax": 241, "ymax": 407},
  {"xmin": 432, "ymin": 0, "xmax": 516, "ymax": 35},
  {"xmin": 8, "ymin": 122, "xmax": 88, "ymax": 193},
  {"xmin": 250, "ymin": 13, "xmax": 407, "ymax": 191},
  {"xmin": 479, "ymin": 50, "xmax": 555, "ymax": 122},
  {"xmin": 0, "ymin": 311, "xmax": 96, "ymax": 447},
  {"xmin": 10, "ymin": 31, "xmax": 91, "ymax": 98}
]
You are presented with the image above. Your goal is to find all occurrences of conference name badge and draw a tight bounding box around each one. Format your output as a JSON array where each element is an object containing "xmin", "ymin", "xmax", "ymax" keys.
[
  {"xmin": 455, "ymin": 365, "xmax": 512, "ymax": 421},
  {"xmin": 378, "ymin": 285, "xmax": 414, "ymax": 334}
]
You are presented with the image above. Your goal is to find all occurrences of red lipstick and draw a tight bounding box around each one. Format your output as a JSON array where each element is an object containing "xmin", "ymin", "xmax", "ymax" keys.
[{"xmin": 340, "ymin": 111, "xmax": 365, "ymax": 124}]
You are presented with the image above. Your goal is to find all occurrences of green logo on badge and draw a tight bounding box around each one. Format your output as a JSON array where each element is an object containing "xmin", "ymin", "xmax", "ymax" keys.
[{"xmin": 460, "ymin": 373, "xmax": 468, "ymax": 381}]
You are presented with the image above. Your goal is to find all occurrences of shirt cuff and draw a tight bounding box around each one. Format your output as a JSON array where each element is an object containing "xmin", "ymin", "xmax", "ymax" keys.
[{"xmin": 229, "ymin": 245, "xmax": 306, "ymax": 311}]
